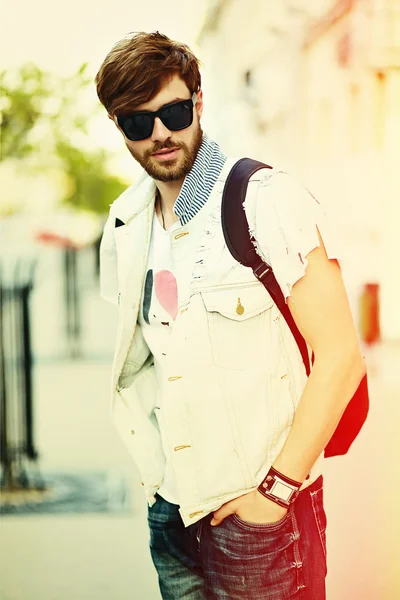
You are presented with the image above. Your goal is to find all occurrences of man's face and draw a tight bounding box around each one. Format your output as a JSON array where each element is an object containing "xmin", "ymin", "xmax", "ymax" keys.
[{"xmin": 110, "ymin": 75, "xmax": 204, "ymax": 182}]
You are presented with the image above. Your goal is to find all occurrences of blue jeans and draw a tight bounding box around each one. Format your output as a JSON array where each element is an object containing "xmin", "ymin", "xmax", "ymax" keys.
[{"xmin": 147, "ymin": 475, "xmax": 327, "ymax": 599}]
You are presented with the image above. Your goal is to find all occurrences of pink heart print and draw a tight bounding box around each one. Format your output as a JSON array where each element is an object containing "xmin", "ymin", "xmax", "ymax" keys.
[{"xmin": 154, "ymin": 270, "xmax": 178, "ymax": 320}]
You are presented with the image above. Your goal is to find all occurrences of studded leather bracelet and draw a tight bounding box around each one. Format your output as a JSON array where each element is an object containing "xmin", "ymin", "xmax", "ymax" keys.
[{"xmin": 257, "ymin": 466, "xmax": 306, "ymax": 508}]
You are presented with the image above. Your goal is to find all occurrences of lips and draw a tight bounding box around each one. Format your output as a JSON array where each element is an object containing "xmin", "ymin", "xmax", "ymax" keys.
[
  {"xmin": 152, "ymin": 147, "xmax": 180, "ymax": 156},
  {"xmin": 151, "ymin": 148, "xmax": 181, "ymax": 162}
]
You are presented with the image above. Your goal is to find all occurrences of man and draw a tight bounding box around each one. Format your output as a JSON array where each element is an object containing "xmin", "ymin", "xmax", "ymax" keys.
[{"xmin": 95, "ymin": 31, "xmax": 366, "ymax": 599}]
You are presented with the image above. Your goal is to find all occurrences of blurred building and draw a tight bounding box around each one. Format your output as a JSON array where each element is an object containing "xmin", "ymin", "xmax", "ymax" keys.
[{"xmin": 198, "ymin": 0, "xmax": 400, "ymax": 340}]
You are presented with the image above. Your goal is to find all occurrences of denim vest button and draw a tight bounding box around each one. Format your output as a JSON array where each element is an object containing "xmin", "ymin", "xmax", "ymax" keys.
[{"xmin": 236, "ymin": 298, "xmax": 244, "ymax": 315}]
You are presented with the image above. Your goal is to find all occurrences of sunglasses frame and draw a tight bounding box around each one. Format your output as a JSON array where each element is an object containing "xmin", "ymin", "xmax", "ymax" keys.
[{"xmin": 117, "ymin": 92, "xmax": 198, "ymax": 141}]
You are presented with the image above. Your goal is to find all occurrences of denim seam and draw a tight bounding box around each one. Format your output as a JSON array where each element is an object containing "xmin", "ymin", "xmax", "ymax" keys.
[
  {"xmin": 290, "ymin": 504, "xmax": 306, "ymax": 591},
  {"xmin": 195, "ymin": 520, "xmax": 203, "ymax": 553},
  {"xmin": 274, "ymin": 317, "xmax": 297, "ymax": 412},
  {"xmin": 310, "ymin": 487, "xmax": 327, "ymax": 560}
]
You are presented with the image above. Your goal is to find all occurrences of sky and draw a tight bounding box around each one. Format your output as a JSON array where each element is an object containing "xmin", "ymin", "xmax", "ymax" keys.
[
  {"xmin": 1, "ymin": 0, "xmax": 209, "ymax": 185},
  {"xmin": 1, "ymin": 0, "xmax": 207, "ymax": 76}
]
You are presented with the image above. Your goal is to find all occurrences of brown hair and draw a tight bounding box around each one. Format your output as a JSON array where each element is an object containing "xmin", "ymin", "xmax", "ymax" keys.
[{"xmin": 95, "ymin": 31, "xmax": 202, "ymax": 117}]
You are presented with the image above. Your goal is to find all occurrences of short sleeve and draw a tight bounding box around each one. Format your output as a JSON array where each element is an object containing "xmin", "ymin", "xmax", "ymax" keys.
[{"xmin": 244, "ymin": 170, "xmax": 343, "ymax": 304}]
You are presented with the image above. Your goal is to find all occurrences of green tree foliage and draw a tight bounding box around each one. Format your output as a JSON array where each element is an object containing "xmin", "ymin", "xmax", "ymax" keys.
[
  {"xmin": 55, "ymin": 141, "xmax": 127, "ymax": 214},
  {"xmin": 0, "ymin": 64, "xmax": 52, "ymax": 160},
  {"xmin": 0, "ymin": 62, "xmax": 127, "ymax": 214}
]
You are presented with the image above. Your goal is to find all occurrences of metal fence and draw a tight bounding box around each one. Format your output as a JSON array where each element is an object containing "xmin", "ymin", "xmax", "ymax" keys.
[{"xmin": 0, "ymin": 257, "xmax": 43, "ymax": 491}]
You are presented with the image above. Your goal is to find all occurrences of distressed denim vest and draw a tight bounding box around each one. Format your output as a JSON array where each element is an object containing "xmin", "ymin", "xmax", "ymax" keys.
[{"xmin": 99, "ymin": 157, "xmax": 325, "ymax": 527}]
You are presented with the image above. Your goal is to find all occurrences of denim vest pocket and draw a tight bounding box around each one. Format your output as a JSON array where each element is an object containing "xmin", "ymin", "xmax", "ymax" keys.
[{"xmin": 201, "ymin": 284, "xmax": 274, "ymax": 370}]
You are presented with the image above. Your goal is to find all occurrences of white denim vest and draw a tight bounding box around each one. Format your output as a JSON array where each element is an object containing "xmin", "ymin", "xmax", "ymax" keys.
[{"xmin": 99, "ymin": 158, "xmax": 327, "ymax": 527}]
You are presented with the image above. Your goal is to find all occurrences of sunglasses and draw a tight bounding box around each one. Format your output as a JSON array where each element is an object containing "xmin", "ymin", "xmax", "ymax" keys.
[{"xmin": 116, "ymin": 92, "xmax": 198, "ymax": 141}]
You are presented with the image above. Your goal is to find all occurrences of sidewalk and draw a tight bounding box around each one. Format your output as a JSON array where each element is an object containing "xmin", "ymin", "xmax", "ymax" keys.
[{"xmin": 1, "ymin": 245, "xmax": 161, "ymax": 600}]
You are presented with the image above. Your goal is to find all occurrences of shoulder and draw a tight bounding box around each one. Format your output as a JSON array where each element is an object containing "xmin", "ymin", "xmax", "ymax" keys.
[
  {"xmin": 248, "ymin": 168, "xmax": 318, "ymax": 199},
  {"xmin": 108, "ymin": 183, "xmax": 136, "ymax": 215},
  {"xmin": 108, "ymin": 170, "xmax": 155, "ymax": 221},
  {"xmin": 243, "ymin": 168, "xmax": 343, "ymax": 302},
  {"xmin": 245, "ymin": 168, "xmax": 327, "ymax": 228}
]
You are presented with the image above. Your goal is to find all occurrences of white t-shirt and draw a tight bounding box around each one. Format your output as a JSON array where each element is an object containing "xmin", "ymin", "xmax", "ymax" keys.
[{"xmin": 137, "ymin": 211, "xmax": 189, "ymax": 504}]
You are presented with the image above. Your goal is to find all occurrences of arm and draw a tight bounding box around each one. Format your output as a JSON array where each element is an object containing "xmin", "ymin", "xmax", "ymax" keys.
[{"xmin": 271, "ymin": 225, "xmax": 366, "ymax": 482}]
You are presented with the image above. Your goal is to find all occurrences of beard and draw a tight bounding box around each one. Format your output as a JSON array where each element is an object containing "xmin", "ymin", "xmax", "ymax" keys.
[{"xmin": 126, "ymin": 123, "xmax": 204, "ymax": 182}]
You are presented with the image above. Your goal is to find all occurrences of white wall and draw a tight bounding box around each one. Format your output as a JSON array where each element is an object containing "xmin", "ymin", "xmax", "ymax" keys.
[{"xmin": 198, "ymin": 0, "xmax": 400, "ymax": 340}]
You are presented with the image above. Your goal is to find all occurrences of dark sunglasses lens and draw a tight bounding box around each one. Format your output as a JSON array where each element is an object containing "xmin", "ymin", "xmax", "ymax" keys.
[
  {"xmin": 161, "ymin": 101, "xmax": 193, "ymax": 130},
  {"xmin": 120, "ymin": 114, "xmax": 153, "ymax": 141},
  {"xmin": 118, "ymin": 99, "xmax": 194, "ymax": 140}
]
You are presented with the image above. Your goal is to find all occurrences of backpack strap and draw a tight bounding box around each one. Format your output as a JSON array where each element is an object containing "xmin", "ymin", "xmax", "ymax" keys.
[{"xmin": 221, "ymin": 158, "xmax": 313, "ymax": 376}]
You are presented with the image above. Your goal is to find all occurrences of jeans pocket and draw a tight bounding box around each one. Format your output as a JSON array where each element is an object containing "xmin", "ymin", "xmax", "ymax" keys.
[
  {"xmin": 231, "ymin": 508, "xmax": 291, "ymax": 533},
  {"xmin": 209, "ymin": 507, "xmax": 296, "ymax": 559},
  {"xmin": 205, "ymin": 503, "xmax": 305, "ymax": 598}
]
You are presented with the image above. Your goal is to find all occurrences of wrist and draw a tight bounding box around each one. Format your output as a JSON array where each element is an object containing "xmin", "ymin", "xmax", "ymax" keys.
[
  {"xmin": 256, "ymin": 489, "xmax": 289, "ymax": 514},
  {"xmin": 257, "ymin": 466, "xmax": 305, "ymax": 508}
]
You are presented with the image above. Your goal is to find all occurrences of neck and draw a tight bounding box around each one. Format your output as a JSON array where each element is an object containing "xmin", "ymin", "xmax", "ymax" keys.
[{"xmin": 155, "ymin": 178, "xmax": 184, "ymax": 215}]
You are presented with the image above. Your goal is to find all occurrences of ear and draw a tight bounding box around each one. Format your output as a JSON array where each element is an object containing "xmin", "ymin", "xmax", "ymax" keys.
[
  {"xmin": 195, "ymin": 89, "xmax": 204, "ymax": 119},
  {"xmin": 108, "ymin": 113, "xmax": 124, "ymax": 135}
]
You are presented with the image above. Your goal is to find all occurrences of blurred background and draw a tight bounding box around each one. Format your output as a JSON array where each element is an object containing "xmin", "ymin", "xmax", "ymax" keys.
[{"xmin": 0, "ymin": 0, "xmax": 399, "ymax": 598}]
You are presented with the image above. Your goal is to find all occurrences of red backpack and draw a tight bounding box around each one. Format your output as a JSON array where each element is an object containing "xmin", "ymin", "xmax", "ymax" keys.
[{"xmin": 221, "ymin": 158, "xmax": 369, "ymax": 458}]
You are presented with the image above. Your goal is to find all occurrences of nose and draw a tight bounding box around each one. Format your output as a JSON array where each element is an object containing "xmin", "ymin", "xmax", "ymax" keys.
[{"xmin": 151, "ymin": 116, "xmax": 172, "ymax": 143}]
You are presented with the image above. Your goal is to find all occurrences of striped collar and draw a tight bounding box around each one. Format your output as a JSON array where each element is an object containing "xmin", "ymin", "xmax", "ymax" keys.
[{"xmin": 173, "ymin": 133, "xmax": 227, "ymax": 226}]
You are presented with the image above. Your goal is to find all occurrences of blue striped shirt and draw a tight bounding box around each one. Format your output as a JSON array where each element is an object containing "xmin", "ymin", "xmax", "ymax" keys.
[{"xmin": 173, "ymin": 133, "xmax": 227, "ymax": 226}]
